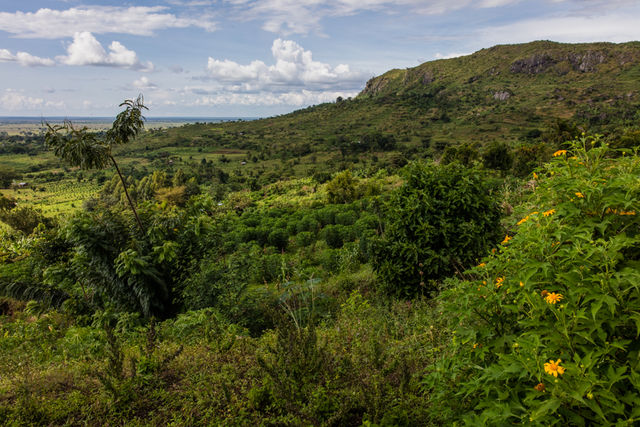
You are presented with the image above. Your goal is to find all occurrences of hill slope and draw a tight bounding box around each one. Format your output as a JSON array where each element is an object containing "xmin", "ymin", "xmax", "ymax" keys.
[{"xmin": 142, "ymin": 40, "xmax": 640, "ymax": 165}]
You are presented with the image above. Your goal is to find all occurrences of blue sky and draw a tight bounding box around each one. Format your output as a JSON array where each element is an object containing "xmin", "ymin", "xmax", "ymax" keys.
[{"xmin": 0, "ymin": 0, "xmax": 639, "ymax": 117}]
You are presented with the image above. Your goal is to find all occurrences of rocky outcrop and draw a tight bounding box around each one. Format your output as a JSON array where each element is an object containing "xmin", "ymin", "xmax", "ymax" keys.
[
  {"xmin": 567, "ymin": 51, "xmax": 607, "ymax": 72},
  {"xmin": 362, "ymin": 77, "xmax": 390, "ymax": 96},
  {"xmin": 510, "ymin": 54, "xmax": 557, "ymax": 74},
  {"xmin": 422, "ymin": 71, "xmax": 435, "ymax": 84},
  {"xmin": 511, "ymin": 50, "xmax": 609, "ymax": 75},
  {"xmin": 493, "ymin": 90, "xmax": 512, "ymax": 101}
]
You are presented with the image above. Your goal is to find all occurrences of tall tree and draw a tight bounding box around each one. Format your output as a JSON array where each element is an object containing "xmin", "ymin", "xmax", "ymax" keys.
[{"xmin": 45, "ymin": 96, "xmax": 147, "ymax": 232}]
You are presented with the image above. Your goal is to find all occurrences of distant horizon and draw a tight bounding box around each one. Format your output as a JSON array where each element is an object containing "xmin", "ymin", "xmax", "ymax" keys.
[{"xmin": 0, "ymin": 116, "xmax": 259, "ymax": 122}]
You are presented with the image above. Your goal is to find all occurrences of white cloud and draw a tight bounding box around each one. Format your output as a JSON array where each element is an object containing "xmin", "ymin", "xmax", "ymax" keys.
[
  {"xmin": 57, "ymin": 32, "xmax": 154, "ymax": 71},
  {"xmin": 0, "ymin": 6, "xmax": 216, "ymax": 39},
  {"xmin": 0, "ymin": 48, "xmax": 54, "ymax": 66},
  {"xmin": 193, "ymin": 89, "xmax": 358, "ymax": 106},
  {"xmin": 133, "ymin": 76, "xmax": 158, "ymax": 90},
  {"xmin": 479, "ymin": 12, "xmax": 640, "ymax": 45},
  {"xmin": 206, "ymin": 39, "xmax": 366, "ymax": 91},
  {"xmin": 434, "ymin": 52, "xmax": 471, "ymax": 59},
  {"xmin": 0, "ymin": 90, "xmax": 64, "ymax": 111},
  {"xmin": 223, "ymin": 0, "xmax": 522, "ymax": 35}
]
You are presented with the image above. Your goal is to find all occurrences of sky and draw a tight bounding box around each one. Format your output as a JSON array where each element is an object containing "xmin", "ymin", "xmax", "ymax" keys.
[{"xmin": 0, "ymin": 0, "xmax": 639, "ymax": 117}]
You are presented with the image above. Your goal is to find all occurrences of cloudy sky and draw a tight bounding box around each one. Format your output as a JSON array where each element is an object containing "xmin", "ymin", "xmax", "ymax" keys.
[{"xmin": 0, "ymin": 0, "xmax": 639, "ymax": 117}]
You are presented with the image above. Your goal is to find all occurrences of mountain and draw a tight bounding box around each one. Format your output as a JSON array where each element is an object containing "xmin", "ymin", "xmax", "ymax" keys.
[{"xmin": 161, "ymin": 41, "xmax": 639, "ymax": 154}]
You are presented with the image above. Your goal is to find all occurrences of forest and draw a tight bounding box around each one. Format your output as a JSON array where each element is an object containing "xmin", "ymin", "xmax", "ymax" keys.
[{"xmin": 1, "ymin": 41, "xmax": 640, "ymax": 425}]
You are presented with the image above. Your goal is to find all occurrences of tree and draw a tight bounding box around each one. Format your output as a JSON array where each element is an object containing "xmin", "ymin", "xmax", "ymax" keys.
[
  {"xmin": 372, "ymin": 162, "xmax": 503, "ymax": 297},
  {"xmin": 44, "ymin": 96, "xmax": 148, "ymax": 232}
]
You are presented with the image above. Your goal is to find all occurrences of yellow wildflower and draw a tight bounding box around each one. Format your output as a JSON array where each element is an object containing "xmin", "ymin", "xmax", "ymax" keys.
[
  {"xmin": 575, "ymin": 192, "xmax": 584, "ymax": 198},
  {"xmin": 553, "ymin": 150, "xmax": 567, "ymax": 157},
  {"xmin": 544, "ymin": 359, "xmax": 565, "ymax": 377},
  {"xmin": 542, "ymin": 209, "xmax": 556, "ymax": 217},
  {"xmin": 502, "ymin": 235, "xmax": 512, "ymax": 245},
  {"xmin": 496, "ymin": 277, "xmax": 504, "ymax": 288},
  {"xmin": 519, "ymin": 281, "xmax": 524, "ymax": 287},
  {"xmin": 477, "ymin": 262, "xmax": 486, "ymax": 268},
  {"xmin": 545, "ymin": 292, "xmax": 563, "ymax": 304},
  {"xmin": 533, "ymin": 172, "xmax": 539, "ymax": 180},
  {"xmin": 517, "ymin": 216, "xmax": 528, "ymax": 226}
]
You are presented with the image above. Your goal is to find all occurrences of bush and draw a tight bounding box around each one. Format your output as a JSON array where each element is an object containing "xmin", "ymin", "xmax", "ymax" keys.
[
  {"xmin": 322, "ymin": 225, "xmax": 346, "ymax": 249},
  {"xmin": 268, "ymin": 229, "xmax": 289, "ymax": 251},
  {"xmin": 482, "ymin": 141, "xmax": 513, "ymax": 172},
  {"xmin": 372, "ymin": 161, "xmax": 502, "ymax": 297},
  {"xmin": 0, "ymin": 206, "xmax": 54, "ymax": 235},
  {"xmin": 431, "ymin": 136, "xmax": 640, "ymax": 424},
  {"xmin": 326, "ymin": 171, "xmax": 357, "ymax": 204},
  {"xmin": 295, "ymin": 231, "xmax": 315, "ymax": 248}
]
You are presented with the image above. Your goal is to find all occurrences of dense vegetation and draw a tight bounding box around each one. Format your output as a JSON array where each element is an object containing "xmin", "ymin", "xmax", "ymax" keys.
[{"xmin": 2, "ymin": 41, "xmax": 640, "ymax": 425}]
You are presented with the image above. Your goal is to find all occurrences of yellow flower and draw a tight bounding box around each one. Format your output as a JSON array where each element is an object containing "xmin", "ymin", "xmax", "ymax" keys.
[
  {"xmin": 542, "ymin": 209, "xmax": 556, "ymax": 217},
  {"xmin": 553, "ymin": 150, "xmax": 567, "ymax": 157},
  {"xmin": 545, "ymin": 292, "xmax": 563, "ymax": 304},
  {"xmin": 496, "ymin": 277, "xmax": 504, "ymax": 288},
  {"xmin": 575, "ymin": 192, "xmax": 584, "ymax": 198},
  {"xmin": 533, "ymin": 172, "xmax": 539, "ymax": 180},
  {"xmin": 517, "ymin": 217, "xmax": 528, "ymax": 226},
  {"xmin": 477, "ymin": 262, "xmax": 486, "ymax": 268},
  {"xmin": 501, "ymin": 235, "xmax": 512, "ymax": 245},
  {"xmin": 544, "ymin": 359, "xmax": 565, "ymax": 377},
  {"xmin": 519, "ymin": 281, "xmax": 524, "ymax": 287}
]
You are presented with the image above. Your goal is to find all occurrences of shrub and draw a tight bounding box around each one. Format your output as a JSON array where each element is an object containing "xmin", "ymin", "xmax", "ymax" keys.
[
  {"xmin": 268, "ymin": 229, "xmax": 289, "ymax": 251},
  {"xmin": 431, "ymin": 136, "xmax": 640, "ymax": 424},
  {"xmin": 0, "ymin": 206, "xmax": 54, "ymax": 235},
  {"xmin": 295, "ymin": 231, "xmax": 315, "ymax": 248},
  {"xmin": 335, "ymin": 210, "xmax": 358, "ymax": 226},
  {"xmin": 322, "ymin": 225, "xmax": 346, "ymax": 249},
  {"xmin": 482, "ymin": 141, "xmax": 514, "ymax": 172},
  {"xmin": 372, "ymin": 161, "xmax": 502, "ymax": 297},
  {"xmin": 326, "ymin": 171, "xmax": 358, "ymax": 204}
]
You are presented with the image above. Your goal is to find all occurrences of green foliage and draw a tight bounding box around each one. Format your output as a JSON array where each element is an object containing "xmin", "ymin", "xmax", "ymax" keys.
[
  {"xmin": 373, "ymin": 161, "xmax": 503, "ymax": 297},
  {"xmin": 268, "ymin": 229, "xmax": 289, "ymax": 251},
  {"xmin": 0, "ymin": 206, "xmax": 54, "ymax": 235},
  {"xmin": 482, "ymin": 141, "xmax": 514, "ymax": 172},
  {"xmin": 326, "ymin": 170, "xmax": 358, "ymax": 204},
  {"xmin": 431, "ymin": 136, "xmax": 640, "ymax": 424},
  {"xmin": 0, "ymin": 169, "xmax": 18, "ymax": 188},
  {"xmin": 441, "ymin": 143, "xmax": 479, "ymax": 167}
]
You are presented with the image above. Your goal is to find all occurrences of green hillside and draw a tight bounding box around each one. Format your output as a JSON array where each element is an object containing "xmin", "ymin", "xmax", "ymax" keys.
[{"xmin": 168, "ymin": 40, "xmax": 640, "ymax": 152}]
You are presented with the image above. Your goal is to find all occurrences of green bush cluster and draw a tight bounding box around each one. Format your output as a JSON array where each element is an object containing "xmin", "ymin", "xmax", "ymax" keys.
[
  {"xmin": 429, "ymin": 136, "xmax": 640, "ymax": 424},
  {"xmin": 372, "ymin": 161, "xmax": 503, "ymax": 297}
]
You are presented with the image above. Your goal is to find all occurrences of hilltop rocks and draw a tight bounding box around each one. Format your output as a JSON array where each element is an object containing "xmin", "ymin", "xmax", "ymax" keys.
[
  {"xmin": 510, "ymin": 50, "xmax": 609, "ymax": 75},
  {"xmin": 510, "ymin": 54, "xmax": 556, "ymax": 74},
  {"xmin": 493, "ymin": 90, "xmax": 512, "ymax": 101},
  {"xmin": 362, "ymin": 77, "xmax": 390, "ymax": 96},
  {"xmin": 422, "ymin": 71, "xmax": 435, "ymax": 84},
  {"xmin": 567, "ymin": 51, "xmax": 607, "ymax": 72}
]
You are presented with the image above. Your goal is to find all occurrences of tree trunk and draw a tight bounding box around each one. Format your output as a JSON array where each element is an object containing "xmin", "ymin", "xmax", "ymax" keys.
[{"xmin": 110, "ymin": 155, "xmax": 145, "ymax": 233}]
